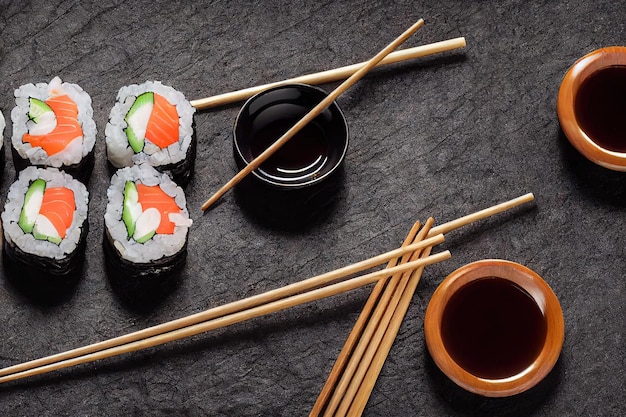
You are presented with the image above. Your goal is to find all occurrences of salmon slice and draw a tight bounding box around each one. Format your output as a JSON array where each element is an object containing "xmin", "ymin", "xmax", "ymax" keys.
[
  {"xmin": 40, "ymin": 187, "xmax": 76, "ymax": 239},
  {"xmin": 23, "ymin": 94, "xmax": 83, "ymax": 156},
  {"xmin": 136, "ymin": 183, "xmax": 181, "ymax": 234},
  {"xmin": 144, "ymin": 93, "xmax": 179, "ymax": 149}
]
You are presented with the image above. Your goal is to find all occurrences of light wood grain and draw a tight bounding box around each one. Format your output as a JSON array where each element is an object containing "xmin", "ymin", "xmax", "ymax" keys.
[
  {"xmin": 349, "ymin": 242, "xmax": 434, "ymax": 416},
  {"xmin": 190, "ymin": 37, "xmax": 466, "ymax": 110},
  {"xmin": 428, "ymin": 192, "xmax": 534, "ymax": 237},
  {"xmin": 329, "ymin": 219, "xmax": 434, "ymax": 417},
  {"xmin": 309, "ymin": 220, "xmax": 423, "ymax": 416}
]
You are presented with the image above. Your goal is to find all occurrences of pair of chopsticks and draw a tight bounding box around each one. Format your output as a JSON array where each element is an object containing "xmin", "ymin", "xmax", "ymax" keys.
[
  {"xmin": 311, "ymin": 193, "xmax": 536, "ymax": 416},
  {"xmin": 0, "ymin": 237, "xmax": 449, "ymax": 384},
  {"xmin": 199, "ymin": 19, "xmax": 467, "ymax": 211},
  {"xmin": 314, "ymin": 218, "xmax": 435, "ymax": 416}
]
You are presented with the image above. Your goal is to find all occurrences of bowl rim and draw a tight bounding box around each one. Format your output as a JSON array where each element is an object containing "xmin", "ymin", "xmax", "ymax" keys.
[
  {"xmin": 233, "ymin": 83, "xmax": 349, "ymax": 189},
  {"xmin": 557, "ymin": 46, "xmax": 626, "ymax": 171},
  {"xmin": 424, "ymin": 259, "xmax": 564, "ymax": 397}
]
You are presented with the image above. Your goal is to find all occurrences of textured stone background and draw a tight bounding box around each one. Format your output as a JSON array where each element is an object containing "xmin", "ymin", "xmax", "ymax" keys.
[{"xmin": 0, "ymin": 0, "xmax": 625, "ymax": 415}]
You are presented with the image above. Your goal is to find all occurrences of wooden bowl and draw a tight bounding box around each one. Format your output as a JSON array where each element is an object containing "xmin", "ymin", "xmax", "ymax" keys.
[
  {"xmin": 557, "ymin": 46, "xmax": 626, "ymax": 170},
  {"xmin": 424, "ymin": 259, "xmax": 564, "ymax": 397}
]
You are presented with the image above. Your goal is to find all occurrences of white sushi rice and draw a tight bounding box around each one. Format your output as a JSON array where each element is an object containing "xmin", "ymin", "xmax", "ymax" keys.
[
  {"xmin": 105, "ymin": 81, "xmax": 195, "ymax": 168},
  {"xmin": 105, "ymin": 164, "xmax": 192, "ymax": 263},
  {"xmin": 1, "ymin": 166, "xmax": 89, "ymax": 259},
  {"xmin": 11, "ymin": 77, "xmax": 96, "ymax": 167}
]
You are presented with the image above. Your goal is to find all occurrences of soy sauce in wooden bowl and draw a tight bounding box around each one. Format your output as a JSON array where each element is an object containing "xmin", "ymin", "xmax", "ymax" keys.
[
  {"xmin": 424, "ymin": 260, "xmax": 564, "ymax": 397},
  {"xmin": 558, "ymin": 46, "xmax": 626, "ymax": 170},
  {"xmin": 440, "ymin": 276, "xmax": 548, "ymax": 380},
  {"xmin": 574, "ymin": 66, "xmax": 626, "ymax": 153}
]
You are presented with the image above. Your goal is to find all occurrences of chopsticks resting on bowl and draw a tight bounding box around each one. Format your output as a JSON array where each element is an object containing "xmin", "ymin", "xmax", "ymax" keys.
[
  {"xmin": 0, "ymin": 237, "xmax": 449, "ymax": 385},
  {"xmin": 200, "ymin": 19, "xmax": 425, "ymax": 211},
  {"xmin": 189, "ymin": 37, "xmax": 466, "ymax": 110},
  {"xmin": 310, "ymin": 192, "xmax": 536, "ymax": 417}
]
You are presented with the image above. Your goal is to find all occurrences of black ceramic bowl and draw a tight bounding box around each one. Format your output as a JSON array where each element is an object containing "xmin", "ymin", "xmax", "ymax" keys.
[
  {"xmin": 233, "ymin": 84, "xmax": 349, "ymax": 228},
  {"xmin": 234, "ymin": 83, "xmax": 348, "ymax": 188}
]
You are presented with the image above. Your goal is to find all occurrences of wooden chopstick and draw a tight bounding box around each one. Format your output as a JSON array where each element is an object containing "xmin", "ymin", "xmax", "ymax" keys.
[
  {"xmin": 427, "ymin": 193, "xmax": 535, "ymax": 236},
  {"xmin": 0, "ymin": 236, "xmax": 446, "ymax": 384},
  {"xmin": 347, "ymin": 243, "xmax": 435, "ymax": 416},
  {"xmin": 310, "ymin": 193, "xmax": 535, "ymax": 416},
  {"xmin": 0, "ymin": 251, "xmax": 450, "ymax": 385},
  {"xmin": 324, "ymin": 218, "xmax": 436, "ymax": 417},
  {"xmin": 0, "ymin": 235, "xmax": 441, "ymax": 380},
  {"xmin": 189, "ymin": 37, "xmax": 466, "ymax": 110},
  {"xmin": 310, "ymin": 220, "xmax": 423, "ymax": 414},
  {"xmin": 200, "ymin": 19, "xmax": 425, "ymax": 211}
]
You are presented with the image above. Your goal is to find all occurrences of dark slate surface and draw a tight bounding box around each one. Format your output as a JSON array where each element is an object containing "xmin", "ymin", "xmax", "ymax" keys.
[{"xmin": 0, "ymin": 0, "xmax": 625, "ymax": 415}]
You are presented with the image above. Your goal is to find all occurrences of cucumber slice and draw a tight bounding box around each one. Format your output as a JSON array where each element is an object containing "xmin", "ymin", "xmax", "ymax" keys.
[
  {"xmin": 133, "ymin": 207, "xmax": 160, "ymax": 243},
  {"xmin": 27, "ymin": 98, "xmax": 57, "ymax": 135},
  {"xmin": 18, "ymin": 179, "xmax": 46, "ymax": 234},
  {"xmin": 28, "ymin": 98, "xmax": 53, "ymax": 122},
  {"xmin": 33, "ymin": 214, "xmax": 62, "ymax": 245},
  {"xmin": 122, "ymin": 181, "xmax": 142, "ymax": 238},
  {"xmin": 124, "ymin": 92, "xmax": 154, "ymax": 153}
]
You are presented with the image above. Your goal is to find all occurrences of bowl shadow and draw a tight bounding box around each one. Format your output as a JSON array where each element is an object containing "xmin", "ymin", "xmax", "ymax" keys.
[
  {"xmin": 424, "ymin": 344, "xmax": 563, "ymax": 417},
  {"xmin": 558, "ymin": 129, "xmax": 626, "ymax": 207}
]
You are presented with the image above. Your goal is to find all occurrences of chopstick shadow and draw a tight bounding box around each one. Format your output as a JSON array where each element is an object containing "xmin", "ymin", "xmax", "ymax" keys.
[
  {"xmin": 424, "ymin": 346, "xmax": 563, "ymax": 417},
  {"xmin": 0, "ymin": 290, "xmax": 368, "ymax": 392},
  {"xmin": 558, "ymin": 129, "xmax": 626, "ymax": 207}
]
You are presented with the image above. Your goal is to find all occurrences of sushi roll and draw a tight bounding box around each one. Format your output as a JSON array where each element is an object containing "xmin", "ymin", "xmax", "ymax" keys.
[
  {"xmin": 11, "ymin": 77, "xmax": 97, "ymax": 183},
  {"xmin": 1, "ymin": 166, "xmax": 89, "ymax": 302},
  {"xmin": 104, "ymin": 164, "xmax": 192, "ymax": 308},
  {"xmin": 105, "ymin": 81, "xmax": 196, "ymax": 187}
]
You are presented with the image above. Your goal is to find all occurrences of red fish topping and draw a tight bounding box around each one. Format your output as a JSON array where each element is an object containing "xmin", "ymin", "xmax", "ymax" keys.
[
  {"xmin": 145, "ymin": 93, "xmax": 179, "ymax": 149},
  {"xmin": 23, "ymin": 95, "xmax": 83, "ymax": 156},
  {"xmin": 40, "ymin": 187, "xmax": 76, "ymax": 238},
  {"xmin": 136, "ymin": 183, "xmax": 181, "ymax": 234}
]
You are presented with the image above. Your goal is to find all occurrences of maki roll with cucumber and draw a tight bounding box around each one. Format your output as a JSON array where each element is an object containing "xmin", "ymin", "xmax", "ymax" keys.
[
  {"xmin": 104, "ymin": 164, "xmax": 192, "ymax": 309},
  {"xmin": 11, "ymin": 77, "xmax": 97, "ymax": 183},
  {"xmin": 105, "ymin": 81, "xmax": 196, "ymax": 187},
  {"xmin": 1, "ymin": 167, "xmax": 89, "ymax": 302}
]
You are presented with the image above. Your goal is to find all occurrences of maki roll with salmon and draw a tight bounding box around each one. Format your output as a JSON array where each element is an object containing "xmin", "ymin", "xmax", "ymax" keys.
[
  {"xmin": 11, "ymin": 77, "xmax": 97, "ymax": 183},
  {"xmin": 1, "ymin": 167, "xmax": 89, "ymax": 302},
  {"xmin": 104, "ymin": 164, "xmax": 192, "ymax": 308},
  {"xmin": 105, "ymin": 81, "xmax": 196, "ymax": 187}
]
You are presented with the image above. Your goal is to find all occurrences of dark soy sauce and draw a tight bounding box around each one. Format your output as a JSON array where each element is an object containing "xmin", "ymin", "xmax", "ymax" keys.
[
  {"xmin": 575, "ymin": 66, "xmax": 626, "ymax": 152},
  {"xmin": 441, "ymin": 277, "xmax": 547, "ymax": 379},
  {"xmin": 249, "ymin": 103, "xmax": 330, "ymax": 182}
]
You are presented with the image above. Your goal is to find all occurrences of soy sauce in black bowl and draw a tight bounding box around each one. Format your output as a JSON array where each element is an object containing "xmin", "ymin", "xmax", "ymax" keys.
[{"xmin": 233, "ymin": 84, "xmax": 349, "ymax": 229}]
